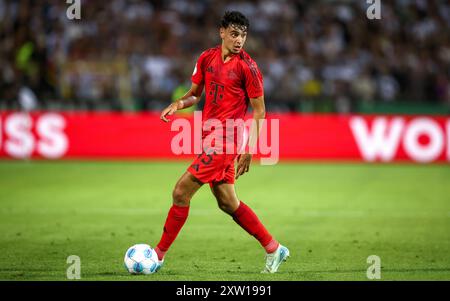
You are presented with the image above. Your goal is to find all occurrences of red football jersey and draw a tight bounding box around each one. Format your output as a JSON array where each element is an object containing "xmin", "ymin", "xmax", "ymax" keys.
[
  {"xmin": 191, "ymin": 45, "xmax": 264, "ymax": 125},
  {"xmin": 192, "ymin": 45, "xmax": 264, "ymax": 122}
]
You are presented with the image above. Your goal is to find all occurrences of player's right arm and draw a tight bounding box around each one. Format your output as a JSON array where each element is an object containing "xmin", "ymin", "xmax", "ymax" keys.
[
  {"xmin": 160, "ymin": 82, "xmax": 204, "ymax": 122},
  {"xmin": 161, "ymin": 50, "xmax": 209, "ymax": 122}
]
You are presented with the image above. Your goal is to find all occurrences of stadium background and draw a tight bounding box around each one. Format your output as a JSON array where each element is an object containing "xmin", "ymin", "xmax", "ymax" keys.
[{"xmin": 0, "ymin": 0, "xmax": 449, "ymax": 281}]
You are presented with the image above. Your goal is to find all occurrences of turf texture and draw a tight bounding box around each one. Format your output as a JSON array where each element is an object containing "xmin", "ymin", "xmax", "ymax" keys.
[{"xmin": 0, "ymin": 160, "xmax": 449, "ymax": 280}]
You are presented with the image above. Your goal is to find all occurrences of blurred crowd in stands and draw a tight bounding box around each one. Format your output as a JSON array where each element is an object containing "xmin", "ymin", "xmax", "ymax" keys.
[{"xmin": 1, "ymin": 0, "xmax": 449, "ymax": 112}]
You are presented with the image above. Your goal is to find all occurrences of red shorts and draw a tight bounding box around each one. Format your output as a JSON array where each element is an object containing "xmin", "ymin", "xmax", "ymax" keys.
[{"xmin": 187, "ymin": 152, "xmax": 237, "ymax": 186}]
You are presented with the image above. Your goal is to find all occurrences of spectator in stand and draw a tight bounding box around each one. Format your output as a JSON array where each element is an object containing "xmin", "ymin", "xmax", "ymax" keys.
[{"xmin": 0, "ymin": 0, "xmax": 449, "ymax": 113}]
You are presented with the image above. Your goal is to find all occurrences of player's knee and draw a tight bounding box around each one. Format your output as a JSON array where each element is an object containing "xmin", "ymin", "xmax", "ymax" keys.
[
  {"xmin": 216, "ymin": 199, "xmax": 236, "ymax": 215},
  {"xmin": 172, "ymin": 186, "xmax": 190, "ymax": 206},
  {"xmin": 218, "ymin": 202, "xmax": 232, "ymax": 214}
]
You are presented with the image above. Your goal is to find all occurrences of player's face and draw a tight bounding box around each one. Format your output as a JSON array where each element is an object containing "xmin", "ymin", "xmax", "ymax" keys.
[{"xmin": 220, "ymin": 24, "xmax": 247, "ymax": 54}]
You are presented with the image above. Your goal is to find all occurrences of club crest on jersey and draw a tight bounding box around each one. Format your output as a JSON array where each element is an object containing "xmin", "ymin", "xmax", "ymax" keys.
[
  {"xmin": 227, "ymin": 70, "xmax": 238, "ymax": 80},
  {"xmin": 206, "ymin": 66, "xmax": 214, "ymax": 74}
]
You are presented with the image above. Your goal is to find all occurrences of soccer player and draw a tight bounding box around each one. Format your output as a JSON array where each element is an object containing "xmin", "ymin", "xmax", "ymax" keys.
[{"xmin": 155, "ymin": 11, "xmax": 289, "ymax": 273}]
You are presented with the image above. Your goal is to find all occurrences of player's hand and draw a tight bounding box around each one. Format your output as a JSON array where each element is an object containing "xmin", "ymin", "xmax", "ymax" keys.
[
  {"xmin": 236, "ymin": 153, "xmax": 252, "ymax": 179},
  {"xmin": 160, "ymin": 101, "xmax": 181, "ymax": 122}
]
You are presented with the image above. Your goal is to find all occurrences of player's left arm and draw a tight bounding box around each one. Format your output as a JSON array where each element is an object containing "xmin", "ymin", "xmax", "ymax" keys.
[{"xmin": 236, "ymin": 95, "xmax": 265, "ymax": 179}]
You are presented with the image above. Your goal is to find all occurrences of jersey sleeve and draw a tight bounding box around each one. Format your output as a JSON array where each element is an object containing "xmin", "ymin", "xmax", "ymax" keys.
[
  {"xmin": 191, "ymin": 52, "xmax": 206, "ymax": 85},
  {"xmin": 242, "ymin": 60, "xmax": 264, "ymax": 99}
]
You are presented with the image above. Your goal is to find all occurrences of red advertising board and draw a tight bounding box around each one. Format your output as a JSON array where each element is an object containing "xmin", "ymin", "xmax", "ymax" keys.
[{"xmin": 0, "ymin": 112, "xmax": 448, "ymax": 163}]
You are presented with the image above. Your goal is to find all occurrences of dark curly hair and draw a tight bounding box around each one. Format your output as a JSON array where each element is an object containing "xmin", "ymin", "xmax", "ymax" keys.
[{"xmin": 220, "ymin": 11, "xmax": 250, "ymax": 31}]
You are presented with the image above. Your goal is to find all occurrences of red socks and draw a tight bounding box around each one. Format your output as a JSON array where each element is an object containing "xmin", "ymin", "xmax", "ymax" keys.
[
  {"xmin": 232, "ymin": 201, "xmax": 279, "ymax": 253},
  {"xmin": 155, "ymin": 204, "xmax": 190, "ymax": 260},
  {"xmin": 155, "ymin": 201, "xmax": 278, "ymax": 261}
]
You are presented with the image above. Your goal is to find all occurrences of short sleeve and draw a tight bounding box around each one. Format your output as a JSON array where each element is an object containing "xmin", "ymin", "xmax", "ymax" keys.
[
  {"xmin": 242, "ymin": 60, "xmax": 264, "ymax": 99},
  {"xmin": 191, "ymin": 53, "xmax": 205, "ymax": 85}
]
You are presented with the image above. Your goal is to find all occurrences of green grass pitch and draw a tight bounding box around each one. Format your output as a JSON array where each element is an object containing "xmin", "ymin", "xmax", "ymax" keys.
[{"xmin": 0, "ymin": 160, "xmax": 449, "ymax": 281}]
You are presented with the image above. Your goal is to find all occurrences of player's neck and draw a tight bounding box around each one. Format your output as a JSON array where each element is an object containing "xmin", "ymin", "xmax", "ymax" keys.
[{"xmin": 221, "ymin": 45, "xmax": 235, "ymax": 63}]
